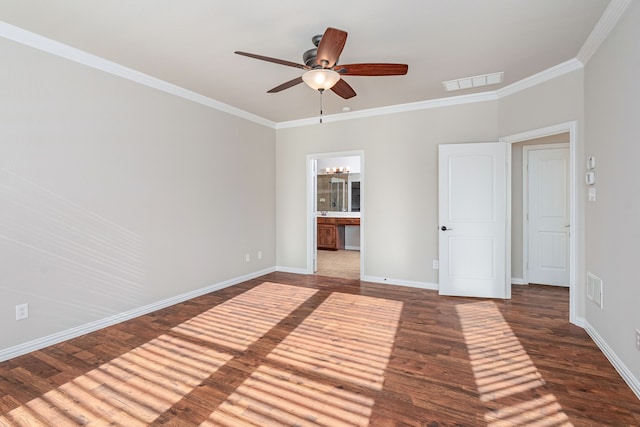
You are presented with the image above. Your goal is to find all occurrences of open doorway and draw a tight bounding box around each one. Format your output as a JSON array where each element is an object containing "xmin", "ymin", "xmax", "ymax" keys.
[
  {"xmin": 306, "ymin": 151, "xmax": 364, "ymax": 280},
  {"xmin": 501, "ymin": 122, "xmax": 578, "ymax": 324}
]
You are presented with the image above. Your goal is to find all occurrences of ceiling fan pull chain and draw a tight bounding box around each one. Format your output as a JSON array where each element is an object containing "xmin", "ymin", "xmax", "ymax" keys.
[{"xmin": 319, "ymin": 88, "xmax": 324, "ymax": 124}]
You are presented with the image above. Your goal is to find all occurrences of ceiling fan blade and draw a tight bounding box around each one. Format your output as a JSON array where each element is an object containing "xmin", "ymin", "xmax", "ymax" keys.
[
  {"xmin": 235, "ymin": 51, "xmax": 308, "ymax": 70},
  {"xmin": 267, "ymin": 76, "xmax": 304, "ymax": 93},
  {"xmin": 316, "ymin": 28, "xmax": 347, "ymax": 68},
  {"xmin": 335, "ymin": 63, "xmax": 408, "ymax": 76},
  {"xmin": 331, "ymin": 78, "xmax": 356, "ymax": 99}
]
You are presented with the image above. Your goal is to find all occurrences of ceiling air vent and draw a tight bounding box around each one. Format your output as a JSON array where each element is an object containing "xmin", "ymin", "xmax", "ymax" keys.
[{"xmin": 443, "ymin": 71, "xmax": 504, "ymax": 92}]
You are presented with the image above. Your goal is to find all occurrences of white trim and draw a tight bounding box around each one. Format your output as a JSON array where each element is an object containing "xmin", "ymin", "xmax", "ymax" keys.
[
  {"xmin": 522, "ymin": 142, "xmax": 570, "ymax": 287},
  {"xmin": 362, "ymin": 275, "xmax": 439, "ymax": 291},
  {"xmin": 277, "ymin": 92, "xmax": 498, "ymax": 129},
  {"xmin": 500, "ymin": 122, "xmax": 576, "ymax": 144},
  {"xmin": 576, "ymin": 0, "xmax": 632, "ymax": 65},
  {"xmin": 584, "ymin": 321, "xmax": 640, "ymax": 400},
  {"xmin": 511, "ymin": 278, "xmax": 526, "ymax": 285},
  {"xmin": 0, "ymin": 21, "xmax": 275, "ymax": 129},
  {"xmin": 0, "ymin": 267, "xmax": 275, "ymax": 362},
  {"xmin": 496, "ymin": 59, "xmax": 583, "ymax": 99},
  {"xmin": 500, "ymin": 121, "xmax": 578, "ymax": 325},
  {"xmin": 573, "ymin": 315, "xmax": 586, "ymax": 329},
  {"xmin": 506, "ymin": 142, "xmax": 513, "ymax": 299},
  {"xmin": 275, "ymin": 266, "xmax": 309, "ymax": 275}
]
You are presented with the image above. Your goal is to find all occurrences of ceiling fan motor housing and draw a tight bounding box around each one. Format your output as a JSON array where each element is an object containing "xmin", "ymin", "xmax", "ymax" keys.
[{"xmin": 303, "ymin": 48, "xmax": 318, "ymax": 67}]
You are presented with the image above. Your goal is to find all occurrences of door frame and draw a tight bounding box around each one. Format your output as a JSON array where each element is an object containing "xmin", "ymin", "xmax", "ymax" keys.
[
  {"xmin": 522, "ymin": 142, "xmax": 570, "ymax": 286},
  {"xmin": 306, "ymin": 150, "xmax": 364, "ymax": 277},
  {"xmin": 500, "ymin": 121, "xmax": 577, "ymax": 324}
]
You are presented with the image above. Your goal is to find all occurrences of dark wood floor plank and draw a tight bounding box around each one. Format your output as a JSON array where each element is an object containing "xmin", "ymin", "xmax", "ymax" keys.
[{"xmin": 0, "ymin": 273, "xmax": 639, "ymax": 426}]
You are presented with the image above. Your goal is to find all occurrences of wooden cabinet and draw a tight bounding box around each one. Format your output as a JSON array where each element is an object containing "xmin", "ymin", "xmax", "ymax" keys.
[
  {"xmin": 317, "ymin": 217, "xmax": 339, "ymax": 250},
  {"xmin": 337, "ymin": 218, "xmax": 360, "ymax": 226},
  {"xmin": 317, "ymin": 217, "xmax": 360, "ymax": 250}
]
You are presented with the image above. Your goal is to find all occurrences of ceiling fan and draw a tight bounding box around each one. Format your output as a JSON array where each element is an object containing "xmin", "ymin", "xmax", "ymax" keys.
[{"xmin": 235, "ymin": 27, "xmax": 408, "ymax": 100}]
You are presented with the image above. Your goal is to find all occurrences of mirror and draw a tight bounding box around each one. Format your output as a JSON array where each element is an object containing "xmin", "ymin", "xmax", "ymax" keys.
[{"xmin": 317, "ymin": 173, "xmax": 360, "ymax": 212}]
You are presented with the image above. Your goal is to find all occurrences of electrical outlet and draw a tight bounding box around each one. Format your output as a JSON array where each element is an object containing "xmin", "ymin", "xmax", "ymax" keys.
[
  {"xmin": 257, "ymin": 250, "xmax": 263, "ymax": 260},
  {"xmin": 433, "ymin": 260, "xmax": 439, "ymax": 270},
  {"xmin": 16, "ymin": 303, "xmax": 29, "ymax": 321},
  {"xmin": 636, "ymin": 329, "xmax": 640, "ymax": 351},
  {"xmin": 245, "ymin": 253, "xmax": 250, "ymax": 262}
]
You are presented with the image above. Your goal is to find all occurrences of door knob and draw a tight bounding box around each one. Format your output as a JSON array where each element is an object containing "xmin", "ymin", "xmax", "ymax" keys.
[{"xmin": 441, "ymin": 226, "xmax": 453, "ymax": 231}]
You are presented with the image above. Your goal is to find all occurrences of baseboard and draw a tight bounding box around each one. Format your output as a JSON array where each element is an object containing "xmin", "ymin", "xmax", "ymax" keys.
[
  {"xmin": 512, "ymin": 277, "xmax": 527, "ymax": 285},
  {"xmin": 344, "ymin": 245, "xmax": 360, "ymax": 251},
  {"xmin": 0, "ymin": 267, "xmax": 276, "ymax": 362},
  {"xmin": 583, "ymin": 320, "xmax": 640, "ymax": 400},
  {"xmin": 275, "ymin": 266, "xmax": 310, "ymax": 275},
  {"xmin": 573, "ymin": 315, "xmax": 586, "ymax": 328},
  {"xmin": 362, "ymin": 275, "xmax": 439, "ymax": 291}
]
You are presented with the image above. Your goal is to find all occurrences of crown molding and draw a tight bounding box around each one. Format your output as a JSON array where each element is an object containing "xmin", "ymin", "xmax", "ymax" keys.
[
  {"xmin": 276, "ymin": 91, "xmax": 498, "ymax": 129},
  {"xmin": 495, "ymin": 58, "xmax": 584, "ymax": 99},
  {"xmin": 0, "ymin": 21, "xmax": 276, "ymax": 129},
  {"xmin": 576, "ymin": 0, "xmax": 632, "ymax": 65}
]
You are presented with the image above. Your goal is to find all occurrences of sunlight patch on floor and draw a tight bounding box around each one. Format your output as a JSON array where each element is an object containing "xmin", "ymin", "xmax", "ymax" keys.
[
  {"xmin": 456, "ymin": 301, "xmax": 573, "ymax": 427},
  {"xmin": 268, "ymin": 292, "xmax": 403, "ymax": 390},
  {"xmin": 485, "ymin": 394, "xmax": 573, "ymax": 426},
  {"xmin": 172, "ymin": 282, "xmax": 317, "ymax": 351},
  {"xmin": 203, "ymin": 291, "xmax": 403, "ymax": 426},
  {"xmin": 203, "ymin": 364, "xmax": 374, "ymax": 427}
]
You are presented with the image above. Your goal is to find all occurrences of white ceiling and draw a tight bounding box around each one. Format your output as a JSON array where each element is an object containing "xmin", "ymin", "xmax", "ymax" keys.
[{"xmin": 0, "ymin": 0, "xmax": 610, "ymax": 123}]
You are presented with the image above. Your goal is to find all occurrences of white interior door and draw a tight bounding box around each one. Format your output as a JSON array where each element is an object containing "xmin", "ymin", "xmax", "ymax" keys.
[
  {"xmin": 438, "ymin": 142, "xmax": 509, "ymax": 298},
  {"xmin": 527, "ymin": 146, "xmax": 570, "ymax": 286}
]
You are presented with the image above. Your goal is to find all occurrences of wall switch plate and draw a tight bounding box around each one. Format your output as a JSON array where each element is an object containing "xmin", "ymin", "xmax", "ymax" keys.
[
  {"xmin": 16, "ymin": 303, "xmax": 29, "ymax": 321},
  {"xmin": 245, "ymin": 253, "xmax": 250, "ymax": 262},
  {"xmin": 588, "ymin": 187, "xmax": 596, "ymax": 202},
  {"xmin": 585, "ymin": 171, "xmax": 595, "ymax": 185},
  {"xmin": 433, "ymin": 260, "xmax": 439, "ymax": 270},
  {"xmin": 257, "ymin": 250, "xmax": 263, "ymax": 260}
]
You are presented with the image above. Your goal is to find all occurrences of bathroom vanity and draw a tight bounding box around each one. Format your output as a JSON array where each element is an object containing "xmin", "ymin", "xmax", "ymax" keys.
[{"xmin": 317, "ymin": 216, "xmax": 360, "ymax": 250}]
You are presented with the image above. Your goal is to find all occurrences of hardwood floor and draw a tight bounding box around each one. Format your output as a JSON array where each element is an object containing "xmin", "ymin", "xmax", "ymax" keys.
[{"xmin": 1, "ymin": 273, "xmax": 639, "ymax": 426}]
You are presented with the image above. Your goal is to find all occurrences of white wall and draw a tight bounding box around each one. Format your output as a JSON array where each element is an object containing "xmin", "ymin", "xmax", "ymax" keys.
[
  {"xmin": 584, "ymin": 1, "xmax": 640, "ymax": 385},
  {"xmin": 276, "ymin": 102, "xmax": 499, "ymax": 285},
  {"xmin": 0, "ymin": 37, "xmax": 276, "ymax": 353}
]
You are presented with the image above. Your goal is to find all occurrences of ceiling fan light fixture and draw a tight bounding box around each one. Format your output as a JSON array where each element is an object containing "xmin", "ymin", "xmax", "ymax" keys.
[{"xmin": 302, "ymin": 69, "xmax": 340, "ymax": 91}]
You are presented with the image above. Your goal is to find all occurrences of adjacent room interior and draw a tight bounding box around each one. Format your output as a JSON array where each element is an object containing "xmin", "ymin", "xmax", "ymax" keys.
[{"xmin": 314, "ymin": 154, "xmax": 361, "ymax": 280}]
